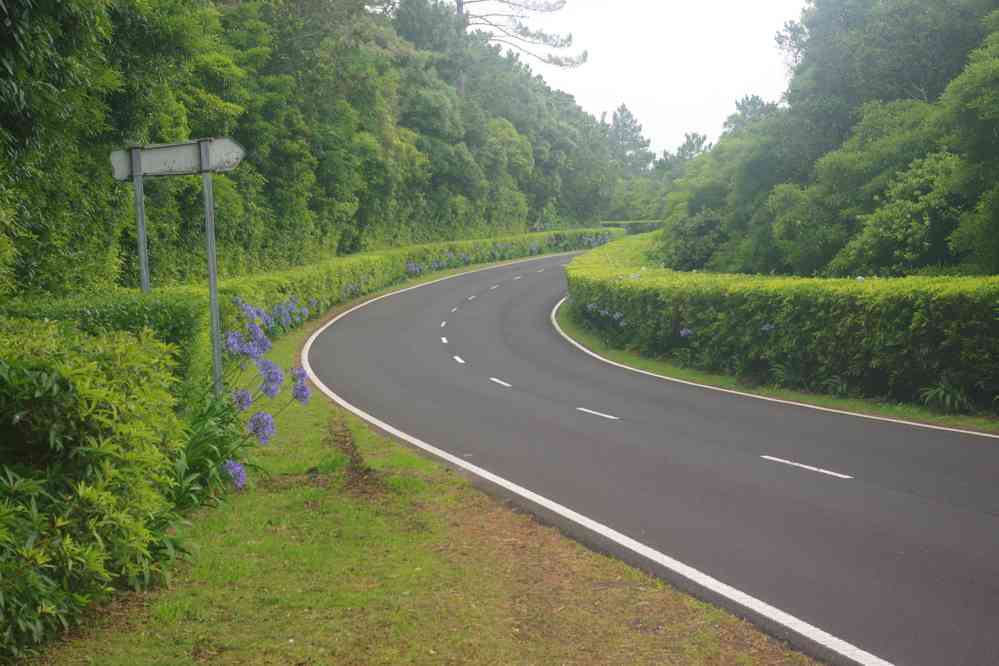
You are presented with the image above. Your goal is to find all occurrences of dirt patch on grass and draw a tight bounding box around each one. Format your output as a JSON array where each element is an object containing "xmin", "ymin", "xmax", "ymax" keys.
[
  {"xmin": 257, "ymin": 472, "xmax": 332, "ymax": 492},
  {"xmin": 429, "ymin": 490, "xmax": 815, "ymax": 665}
]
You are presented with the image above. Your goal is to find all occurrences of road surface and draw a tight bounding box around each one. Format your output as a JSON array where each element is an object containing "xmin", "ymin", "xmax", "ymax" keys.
[{"xmin": 306, "ymin": 253, "xmax": 999, "ymax": 666}]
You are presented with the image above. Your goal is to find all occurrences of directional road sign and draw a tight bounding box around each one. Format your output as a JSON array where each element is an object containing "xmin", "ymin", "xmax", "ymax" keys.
[{"xmin": 110, "ymin": 138, "xmax": 245, "ymax": 181}]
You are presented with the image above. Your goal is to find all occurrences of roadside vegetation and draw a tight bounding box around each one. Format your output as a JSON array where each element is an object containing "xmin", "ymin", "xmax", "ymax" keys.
[
  {"xmin": 565, "ymin": 233, "xmax": 999, "ymax": 425},
  {"xmin": 0, "ymin": 231, "xmax": 619, "ymax": 658},
  {"xmin": 26, "ymin": 277, "xmax": 815, "ymax": 666}
]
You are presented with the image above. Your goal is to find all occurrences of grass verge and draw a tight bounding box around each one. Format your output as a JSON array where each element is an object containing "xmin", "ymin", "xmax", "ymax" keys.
[
  {"xmin": 31, "ymin": 258, "xmax": 816, "ymax": 666},
  {"xmin": 557, "ymin": 302, "xmax": 999, "ymax": 436}
]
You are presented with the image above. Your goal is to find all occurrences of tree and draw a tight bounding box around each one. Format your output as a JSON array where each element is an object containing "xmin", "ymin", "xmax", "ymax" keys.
[
  {"xmin": 723, "ymin": 95, "xmax": 779, "ymax": 134},
  {"xmin": 453, "ymin": 0, "xmax": 586, "ymax": 93},
  {"xmin": 607, "ymin": 104, "xmax": 653, "ymax": 176}
]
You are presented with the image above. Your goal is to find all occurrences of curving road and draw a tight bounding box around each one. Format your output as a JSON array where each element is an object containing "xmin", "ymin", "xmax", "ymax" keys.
[{"xmin": 305, "ymin": 253, "xmax": 999, "ymax": 666}]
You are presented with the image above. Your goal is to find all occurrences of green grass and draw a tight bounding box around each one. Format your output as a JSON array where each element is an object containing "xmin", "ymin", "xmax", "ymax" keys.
[
  {"xmin": 557, "ymin": 303, "xmax": 999, "ymax": 436},
  {"xmin": 32, "ymin": 256, "xmax": 815, "ymax": 666}
]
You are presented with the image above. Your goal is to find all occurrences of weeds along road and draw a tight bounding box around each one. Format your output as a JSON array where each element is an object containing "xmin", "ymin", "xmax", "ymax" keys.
[{"xmin": 306, "ymin": 253, "xmax": 999, "ymax": 666}]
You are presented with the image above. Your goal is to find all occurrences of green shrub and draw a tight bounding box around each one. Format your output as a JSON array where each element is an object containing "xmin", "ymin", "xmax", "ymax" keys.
[
  {"xmin": 1, "ymin": 289, "xmax": 212, "ymax": 398},
  {"xmin": 0, "ymin": 319, "xmax": 184, "ymax": 657},
  {"xmin": 567, "ymin": 235, "xmax": 999, "ymax": 412}
]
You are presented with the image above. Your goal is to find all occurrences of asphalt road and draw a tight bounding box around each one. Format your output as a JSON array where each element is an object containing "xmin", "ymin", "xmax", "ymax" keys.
[{"xmin": 307, "ymin": 253, "xmax": 999, "ymax": 666}]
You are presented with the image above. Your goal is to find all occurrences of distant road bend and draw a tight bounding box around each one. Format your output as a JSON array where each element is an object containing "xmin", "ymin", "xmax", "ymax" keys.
[{"xmin": 304, "ymin": 253, "xmax": 999, "ymax": 666}]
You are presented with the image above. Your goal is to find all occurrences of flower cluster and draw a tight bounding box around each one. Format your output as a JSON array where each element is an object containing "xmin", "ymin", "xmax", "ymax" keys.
[
  {"xmin": 223, "ymin": 459, "xmax": 247, "ymax": 490},
  {"xmin": 248, "ymin": 412, "xmax": 276, "ymax": 444},
  {"xmin": 342, "ymin": 282, "xmax": 361, "ymax": 300},
  {"xmin": 257, "ymin": 359, "xmax": 284, "ymax": 398},
  {"xmin": 406, "ymin": 261, "xmax": 424, "ymax": 277},
  {"xmin": 232, "ymin": 388, "xmax": 252, "ymax": 412},
  {"xmin": 225, "ymin": 322, "xmax": 272, "ymax": 360},
  {"xmin": 761, "ymin": 322, "xmax": 776, "ymax": 333},
  {"xmin": 584, "ymin": 302, "xmax": 626, "ymax": 328},
  {"xmin": 679, "ymin": 327, "xmax": 695, "ymax": 339},
  {"xmin": 291, "ymin": 366, "xmax": 311, "ymax": 405}
]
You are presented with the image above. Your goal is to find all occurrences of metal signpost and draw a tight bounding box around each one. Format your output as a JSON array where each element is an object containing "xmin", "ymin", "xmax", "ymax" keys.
[{"xmin": 111, "ymin": 138, "xmax": 246, "ymax": 397}]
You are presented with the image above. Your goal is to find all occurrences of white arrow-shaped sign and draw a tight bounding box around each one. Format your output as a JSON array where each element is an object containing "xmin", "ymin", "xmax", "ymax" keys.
[{"xmin": 110, "ymin": 138, "xmax": 245, "ymax": 181}]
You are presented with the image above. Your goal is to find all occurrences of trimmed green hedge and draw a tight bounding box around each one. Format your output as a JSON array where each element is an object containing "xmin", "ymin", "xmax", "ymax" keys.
[
  {"xmin": 601, "ymin": 221, "xmax": 663, "ymax": 235},
  {"xmin": 0, "ymin": 320, "xmax": 183, "ymax": 656},
  {"xmin": 2, "ymin": 289, "xmax": 213, "ymax": 398},
  {"xmin": 3, "ymin": 229, "xmax": 622, "ymax": 394},
  {"xmin": 567, "ymin": 235, "xmax": 999, "ymax": 413}
]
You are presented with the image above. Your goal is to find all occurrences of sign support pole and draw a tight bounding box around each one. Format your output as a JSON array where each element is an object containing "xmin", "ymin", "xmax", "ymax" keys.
[
  {"xmin": 130, "ymin": 147, "xmax": 151, "ymax": 293},
  {"xmin": 199, "ymin": 140, "xmax": 224, "ymax": 398}
]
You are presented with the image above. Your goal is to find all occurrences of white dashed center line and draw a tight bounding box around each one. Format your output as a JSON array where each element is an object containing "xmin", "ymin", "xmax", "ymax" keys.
[
  {"xmin": 451, "ymin": 307, "xmax": 458, "ymax": 313},
  {"xmin": 441, "ymin": 321, "xmax": 447, "ymax": 328},
  {"xmin": 467, "ymin": 295, "xmax": 476, "ymax": 301},
  {"xmin": 490, "ymin": 284, "xmax": 500, "ymax": 290},
  {"xmin": 576, "ymin": 407, "xmax": 620, "ymax": 421},
  {"xmin": 453, "ymin": 356, "xmax": 466, "ymax": 365},
  {"xmin": 537, "ymin": 268, "xmax": 545, "ymax": 273},
  {"xmin": 513, "ymin": 276, "xmax": 522, "ymax": 280},
  {"xmin": 490, "ymin": 377, "xmax": 513, "ymax": 388},
  {"xmin": 441, "ymin": 337, "xmax": 448, "ymax": 344},
  {"xmin": 761, "ymin": 455, "xmax": 853, "ymax": 480}
]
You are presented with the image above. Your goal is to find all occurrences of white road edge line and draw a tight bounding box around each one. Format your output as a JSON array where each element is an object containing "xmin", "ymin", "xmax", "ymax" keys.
[
  {"xmin": 453, "ymin": 355, "xmax": 465, "ymax": 365},
  {"xmin": 490, "ymin": 377, "xmax": 513, "ymax": 388},
  {"xmin": 761, "ymin": 455, "xmax": 853, "ymax": 480},
  {"xmin": 441, "ymin": 337, "xmax": 448, "ymax": 344},
  {"xmin": 577, "ymin": 407, "xmax": 620, "ymax": 421},
  {"xmin": 551, "ymin": 297, "xmax": 999, "ymax": 442},
  {"xmin": 301, "ymin": 258, "xmax": 894, "ymax": 666}
]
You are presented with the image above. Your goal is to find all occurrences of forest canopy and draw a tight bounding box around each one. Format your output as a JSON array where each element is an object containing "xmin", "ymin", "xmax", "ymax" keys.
[
  {"xmin": 641, "ymin": 0, "xmax": 999, "ymax": 278},
  {"xmin": 3, "ymin": 0, "xmax": 998, "ymax": 298},
  {"xmin": 0, "ymin": 0, "xmax": 635, "ymax": 296}
]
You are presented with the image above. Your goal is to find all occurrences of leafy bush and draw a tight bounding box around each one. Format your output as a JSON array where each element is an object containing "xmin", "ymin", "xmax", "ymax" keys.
[
  {"xmin": 0, "ymin": 319, "xmax": 184, "ymax": 657},
  {"xmin": 1, "ymin": 289, "xmax": 212, "ymax": 398},
  {"xmin": 567, "ymin": 235, "xmax": 999, "ymax": 412}
]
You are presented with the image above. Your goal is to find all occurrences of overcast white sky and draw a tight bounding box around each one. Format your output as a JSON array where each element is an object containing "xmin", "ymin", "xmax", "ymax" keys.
[{"xmin": 517, "ymin": 0, "xmax": 807, "ymax": 154}]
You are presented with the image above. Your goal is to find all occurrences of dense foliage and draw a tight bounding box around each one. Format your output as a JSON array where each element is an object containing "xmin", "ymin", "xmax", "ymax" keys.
[
  {"xmin": 0, "ymin": 0, "xmax": 624, "ymax": 297},
  {"xmin": 605, "ymin": 1, "xmax": 999, "ymax": 279},
  {"xmin": 0, "ymin": 320, "xmax": 184, "ymax": 655},
  {"xmin": 1, "ymin": 229, "xmax": 620, "ymax": 390},
  {"xmin": 567, "ymin": 235, "xmax": 999, "ymax": 413}
]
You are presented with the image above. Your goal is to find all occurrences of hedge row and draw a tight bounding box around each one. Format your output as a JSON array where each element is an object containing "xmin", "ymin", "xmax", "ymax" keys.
[
  {"xmin": 601, "ymin": 221, "xmax": 663, "ymax": 235},
  {"xmin": 3, "ymin": 229, "xmax": 623, "ymax": 395},
  {"xmin": 0, "ymin": 320, "xmax": 184, "ymax": 655},
  {"xmin": 566, "ymin": 234, "xmax": 999, "ymax": 412}
]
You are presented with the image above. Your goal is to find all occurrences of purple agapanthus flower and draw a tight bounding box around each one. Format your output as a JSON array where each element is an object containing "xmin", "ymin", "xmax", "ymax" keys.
[
  {"xmin": 223, "ymin": 459, "xmax": 247, "ymax": 489},
  {"xmin": 256, "ymin": 359, "xmax": 284, "ymax": 398},
  {"xmin": 291, "ymin": 366, "xmax": 307, "ymax": 383},
  {"xmin": 224, "ymin": 331, "xmax": 245, "ymax": 355},
  {"xmin": 232, "ymin": 388, "xmax": 253, "ymax": 412},
  {"xmin": 247, "ymin": 412, "xmax": 276, "ymax": 444},
  {"xmin": 680, "ymin": 327, "xmax": 694, "ymax": 339},
  {"xmin": 292, "ymin": 380, "xmax": 311, "ymax": 405}
]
